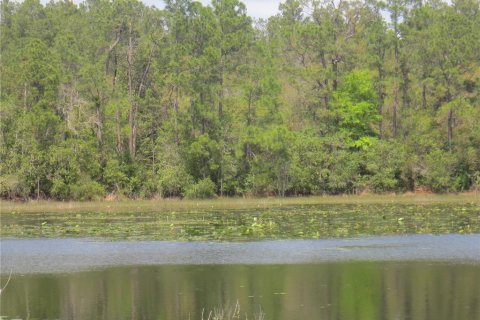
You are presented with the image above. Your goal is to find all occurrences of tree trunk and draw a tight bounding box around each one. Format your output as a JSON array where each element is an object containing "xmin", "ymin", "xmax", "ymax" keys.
[
  {"xmin": 111, "ymin": 52, "xmax": 122, "ymax": 154},
  {"xmin": 219, "ymin": 57, "xmax": 225, "ymax": 120},
  {"xmin": 393, "ymin": 85, "xmax": 398, "ymax": 138},
  {"xmin": 130, "ymin": 102, "xmax": 138, "ymax": 157},
  {"xmin": 320, "ymin": 52, "xmax": 329, "ymax": 109},
  {"xmin": 392, "ymin": 5, "xmax": 399, "ymax": 138},
  {"xmin": 332, "ymin": 55, "xmax": 340, "ymax": 91},
  {"xmin": 377, "ymin": 66, "xmax": 385, "ymax": 139},
  {"xmin": 448, "ymin": 108, "xmax": 454, "ymax": 151},
  {"xmin": 173, "ymin": 84, "xmax": 179, "ymax": 145},
  {"xmin": 95, "ymin": 100, "xmax": 103, "ymax": 146},
  {"xmin": 116, "ymin": 109, "xmax": 123, "ymax": 154},
  {"xmin": 112, "ymin": 53, "xmax": 118, "ymax": 90},
  {"xmin": 400, "ymin": 59, "xmax": 410, "ymax": 109},
  {"xmin": 127, "ymin": 22, "xmax": 136, "ymax": 159}
]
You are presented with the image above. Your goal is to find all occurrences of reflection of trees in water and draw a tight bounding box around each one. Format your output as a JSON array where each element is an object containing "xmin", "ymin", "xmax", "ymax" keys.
[{"xmin": 2, "ymin": 263, "xmax": 480, "ymax": 319}]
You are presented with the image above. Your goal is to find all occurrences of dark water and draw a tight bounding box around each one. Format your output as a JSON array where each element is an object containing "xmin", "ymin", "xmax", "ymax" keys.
[
  {"xmin": 1, "ymin": 235, "xmax": 480, "ymax": 320},
  {"xmin": 1, "ymin": 263, "xmax": 480, "ymax": 320}
]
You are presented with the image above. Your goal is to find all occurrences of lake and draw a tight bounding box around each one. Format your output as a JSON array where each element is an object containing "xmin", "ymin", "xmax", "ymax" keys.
[
  {"xmin": 1, "ymin": 235, "xmax": 480, "ymax": 320},
  {"xmin": 1, "ymin": 200, "xmax": 479, "ymax": 319}
]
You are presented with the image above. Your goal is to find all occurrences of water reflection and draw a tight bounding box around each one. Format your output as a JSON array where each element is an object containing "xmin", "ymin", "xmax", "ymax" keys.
[{"xmin": 2, "ymin": 262, "xmax": 479, "ymax": 320}]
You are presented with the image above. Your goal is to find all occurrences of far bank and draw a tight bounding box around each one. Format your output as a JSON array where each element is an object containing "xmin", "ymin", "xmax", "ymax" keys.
[{"xmin": 1, "ymin": 193, "xmax": 478, "ymax": 215}]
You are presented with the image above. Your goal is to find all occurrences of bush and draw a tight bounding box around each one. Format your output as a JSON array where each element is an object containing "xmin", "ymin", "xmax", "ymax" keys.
[
  {"xmin": 103, "ymin": 159, "xmax": 129, "ymax": 192},
  {"xmin": 363, "ymin": 140, "xmax": 405, "ymax": 192},
  {"xmin": 421, "ymin": 148, "xmax": 456, "ymax": 192},
  {"xmin": 158, "ymin": 166, "xmax": 193, "ymax": 198},
  {"xmin": 326, "ymin": 149, "xmax": 361, "ymax": 194},
  {"xmin": 50, "ymin": 178, "xmax": 70, "ymax": 200},
  {"xmin": 244, "ymin": 171, "xmax": 275, "ymax": 196},
  {"xmin": 70, "ymin": 177, "xmax": 105, "ymax": 201},
  {"xmin": 0, "ymin": 174, "xmax": 29, "ymax": 199},
  {"xmin": 472, "ymin": 171, "xmax": 480, "ymax": 191},
  {"xmin": 185, "ymin": 178, "xmax": 217, "ymax": 199},
  {"xmin": 139, "ymin": 177, "xmax": 159, "ymax": 198}
]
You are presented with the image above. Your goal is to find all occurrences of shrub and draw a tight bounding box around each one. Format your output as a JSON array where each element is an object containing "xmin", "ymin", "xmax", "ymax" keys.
[
  {"xmin": 50, "ymin": 178, "xmax": 70, "ymax": 200},
  {"xmin": 185, "ymin": 178, "xmax": 217, "ymax": 199},
  {"xmin": 103, "ymin": 159, "xmax": 128, "ymax": 192},
  {"xmin": 421, "ymin": 148, "xmax": 456, "ymax": 192},
  {"xmin": 70, "ymin": 177, "xmax": 105, "ymax": 201},
  {"xmin": 363, "ymin": 140, "xmax": 405, "ymax": 192},
  {"xmin": 0, "ymin": 174, "xmax": 29, "ymax": 199},
  {"xmin": 472, "ymin": 171, "xmax": 480, "ymax": 191},
  {"xmin": 158, "ymin": 166, "xmax": 193, "ymax": 198}
]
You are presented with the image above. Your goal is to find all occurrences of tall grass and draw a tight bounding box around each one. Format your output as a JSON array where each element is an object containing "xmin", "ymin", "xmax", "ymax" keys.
[{"xmin": 1, "ymin": 193, "xmax": 478, "ymax": 214}]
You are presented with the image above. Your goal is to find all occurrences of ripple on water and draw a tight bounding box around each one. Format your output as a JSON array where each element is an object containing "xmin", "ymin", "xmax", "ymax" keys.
[{"xmin": 1, "ymin": 234, "xmax": 479, "ymax": 274}]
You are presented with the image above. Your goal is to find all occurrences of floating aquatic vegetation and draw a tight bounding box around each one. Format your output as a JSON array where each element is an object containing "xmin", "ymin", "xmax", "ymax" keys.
[{"xmin": 1, "ymin": 202, "xmax": 479, "ymax": 241}]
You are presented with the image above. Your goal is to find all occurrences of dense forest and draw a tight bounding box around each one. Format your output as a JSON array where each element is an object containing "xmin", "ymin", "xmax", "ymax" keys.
[{"xmin": 0, "ymin": 0, "xmax": 479, "ymax": 200}]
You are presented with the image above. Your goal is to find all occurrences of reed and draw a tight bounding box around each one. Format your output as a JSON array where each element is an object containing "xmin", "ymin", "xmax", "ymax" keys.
[{"xmin": 201, "ymin": 301, "xmax": 265, "ymax": 320}]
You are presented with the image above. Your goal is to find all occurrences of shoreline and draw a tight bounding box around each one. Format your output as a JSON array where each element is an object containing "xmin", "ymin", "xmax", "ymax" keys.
[{"xmin": 1, "ymin": 193, "xmax": 478, "ymax": 214}]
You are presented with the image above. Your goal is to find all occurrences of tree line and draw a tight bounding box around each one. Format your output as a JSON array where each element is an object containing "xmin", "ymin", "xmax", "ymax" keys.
[{"xmin": 1, "ymin": 0, "xmax": 479, "ymax": 200}]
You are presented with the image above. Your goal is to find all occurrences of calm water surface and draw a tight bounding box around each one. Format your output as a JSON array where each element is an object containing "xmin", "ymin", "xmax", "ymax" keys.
[{"xmin": 1, "ymin": 235, "xmax": 480, "ymax": 320}]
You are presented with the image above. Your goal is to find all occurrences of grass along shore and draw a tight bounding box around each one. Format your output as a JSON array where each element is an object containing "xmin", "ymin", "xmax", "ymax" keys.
[{"xmin": 1, "ymin": 193, "xmax": 478, "ymax": 215}]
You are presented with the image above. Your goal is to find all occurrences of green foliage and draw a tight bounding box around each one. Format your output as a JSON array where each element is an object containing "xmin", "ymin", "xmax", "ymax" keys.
[
  {"xmin": 0, "ymin": 174, "xmax": 29, "ymax": 199},
  {"xmin": 472, "ymin": 172, "xmax": 480, "ymax": 191},
  {"xmin": 103, "ymin": 159, "xmax": 128, "ymax": 193},
  {"xmin": 185, "ymin": 178, "xmax": 217, "ymax": 199},
  {"xmin": 333, "ymin": 70, "xmax": 380, "ymax": 149},
  {"xmin": 46, "ymin": 139, "xmax": 102, "ymax": 200},
  {"xmin": 289, "ymin": 132, "xmax": 325, "ymax": 195},
  {"xmin": 158, "ymin": 166, "xmax": 193, "ymax": 198},
  {"xmin": 187, "ymin": 134, "xmax": 220, "ymax": 181},
  {"xmin": 325, "ymin": 149, "xmax": 362, "ymax": 194},
  {"xmin": 147, "ymin": 138, "xmax": 194, "ymax": 198},
  {"xmin": 244, "ymin": 125, "xmax": 294, "ymax": 196},
  {"xmin": 70, "ymin": 176, "xmax": 106, "ymax": 201},
  {"xmin": 362, "ymin": 140, "xmax": 406, "ymax": 192},
  {"xmin": 422, "ymin": 148, "xmax": 457, "ymax": 193},
  {"xmin": 1, "ymin": 0, "xmax": 479, "ymax": 199}
]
